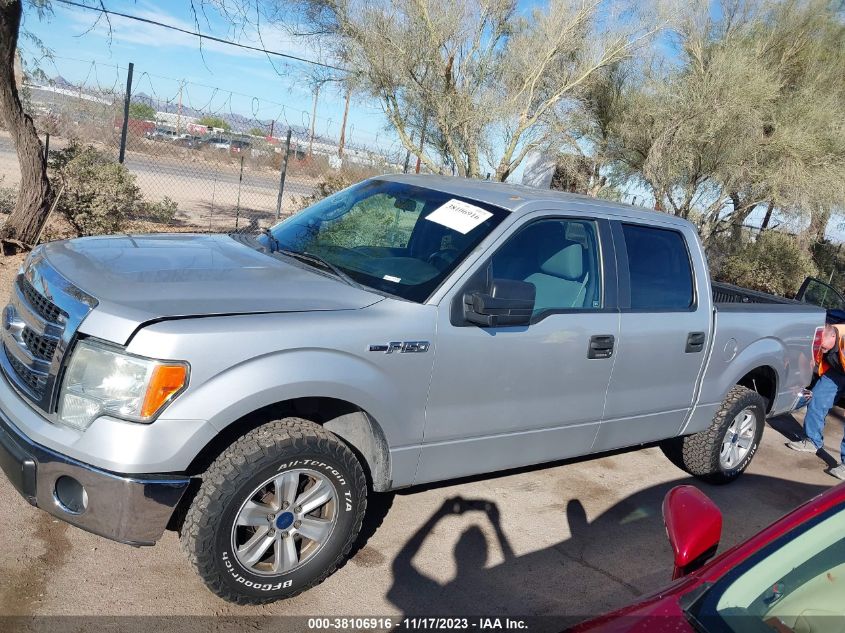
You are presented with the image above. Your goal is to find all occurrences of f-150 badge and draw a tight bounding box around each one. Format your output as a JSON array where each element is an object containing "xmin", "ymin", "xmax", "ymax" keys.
[{"xmin": 369, "ymin": 341, "xmax": 430, "ymax": 353}]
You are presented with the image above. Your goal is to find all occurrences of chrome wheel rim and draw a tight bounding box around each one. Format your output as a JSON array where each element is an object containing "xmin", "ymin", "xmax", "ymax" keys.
[
  {"xmin": 719, "ymin": 407, "xmax": 757, "ymax": 470},
  {"xmin": 231, "ymin": 468, "xmax": 338, "ymax": 576}
]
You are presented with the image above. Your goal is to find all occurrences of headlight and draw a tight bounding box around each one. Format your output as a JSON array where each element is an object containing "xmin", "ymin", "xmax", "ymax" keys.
[{"xmin": 58, "ymin": 339, "xmax": 189, "ymax": 430}]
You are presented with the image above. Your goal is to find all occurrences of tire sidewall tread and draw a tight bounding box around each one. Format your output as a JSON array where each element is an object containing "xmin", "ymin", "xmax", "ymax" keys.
[
  {"xmin": 180, "ymin": 417, "xmax": 367, "ymax": 605},
  {"xmin": 663, "ymin": 385, "xmax": 765, "ymax": 484}
]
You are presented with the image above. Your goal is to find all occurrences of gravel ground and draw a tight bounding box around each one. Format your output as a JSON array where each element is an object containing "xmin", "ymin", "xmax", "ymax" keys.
[{"xmin": 0, "ymin": 253, "xmax": 840, "ymax": 631}]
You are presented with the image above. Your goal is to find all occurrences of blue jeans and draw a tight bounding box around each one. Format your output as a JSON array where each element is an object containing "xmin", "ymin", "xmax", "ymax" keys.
[{"xmin": 805, "ymin": 373, "xmax": 845, "ymax": 463}]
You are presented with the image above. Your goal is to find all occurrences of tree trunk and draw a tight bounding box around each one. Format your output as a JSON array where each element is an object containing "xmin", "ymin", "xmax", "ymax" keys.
[
  {"xmin": 809, "ymin": 206, "xmax": 831, "ymax": 244},
  {"xmin": 0, "ymin": 0, "xmax": 51, "ymax": 250}
]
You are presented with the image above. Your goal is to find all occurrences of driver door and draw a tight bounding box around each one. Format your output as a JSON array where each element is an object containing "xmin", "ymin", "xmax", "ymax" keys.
[{"xmin": 416, "ymin": 215, "xmax": 619, "ymax": 485}]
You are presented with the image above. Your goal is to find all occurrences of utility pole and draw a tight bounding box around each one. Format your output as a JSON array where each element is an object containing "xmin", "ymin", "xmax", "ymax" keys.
[
  {"xmin": 337, "ymin": 89, "xmax": 351, "ymax": 158},
  {"xmin": 308, "ymin": 84, "xmax": 320, "ymax": 157},
  {"xmin": 176, "ymin": 80, "xmax": 184, "ymax": 135}
]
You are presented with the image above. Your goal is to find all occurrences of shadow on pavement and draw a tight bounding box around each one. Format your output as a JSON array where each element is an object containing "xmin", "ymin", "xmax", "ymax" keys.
[
  {"xmin": 384, "ymin": 474, "xmax": 829, "ymax": 627},
  {"xmin": 767, "ymin": 413, "xmax": 841, "ymax": 468}
]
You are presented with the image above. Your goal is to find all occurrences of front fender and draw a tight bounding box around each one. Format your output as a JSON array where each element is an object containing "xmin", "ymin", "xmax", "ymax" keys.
[{"xmin": 161, "ymin": 347, "xmax": 430, "ymax": 450}]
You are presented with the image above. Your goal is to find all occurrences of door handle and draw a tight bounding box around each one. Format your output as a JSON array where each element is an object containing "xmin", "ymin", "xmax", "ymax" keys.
[
  {"xmin": 686, "ymin": 332, "xmax": 706, "ymax": 353},
  {"xmin": 588, "ymin": 335, "xmax": 615, "ymax": 359}
]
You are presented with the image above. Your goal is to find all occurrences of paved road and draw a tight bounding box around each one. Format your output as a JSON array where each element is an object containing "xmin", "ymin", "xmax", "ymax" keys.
[{"xmin": 0, "ymin": 134, "xmax": 314, "ymax": 199}]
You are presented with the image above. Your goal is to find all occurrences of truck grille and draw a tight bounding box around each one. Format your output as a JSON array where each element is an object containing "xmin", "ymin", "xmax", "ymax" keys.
[
  {"xmin": 0, "ymin": 252, "xmax": 96, "ymax": 412},
  {"xmin": 21, "ymin": 327, "xmax": 58, "ymax": 361},
  {"xmin": 4, "ymin": 343, "xmax": 48, "ymax": 393},
  {"xmin": 20, "ymin": 277, "xmax": 67, "ymax": 323}
]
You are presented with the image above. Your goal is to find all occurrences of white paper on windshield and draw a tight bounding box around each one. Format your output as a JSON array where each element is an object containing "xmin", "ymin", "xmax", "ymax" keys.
[
  {"xmin": 425, "ymin": 199, "xmax": 493, "ymax": 234},
  {"xmin": 383, "ymin": 275, "xmax": 401, "ymax": 283}
]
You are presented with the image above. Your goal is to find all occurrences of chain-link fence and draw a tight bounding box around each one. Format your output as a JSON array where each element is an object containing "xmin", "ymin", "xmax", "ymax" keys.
[{"xmin": 1, "ymin": 56, "xmax": 409, "ymax": 237}]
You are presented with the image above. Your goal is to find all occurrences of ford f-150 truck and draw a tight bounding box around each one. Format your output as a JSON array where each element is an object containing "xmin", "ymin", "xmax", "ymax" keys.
[{"xmin": 0, "ymin": 175, "xmax": 824, "ymax": 604}]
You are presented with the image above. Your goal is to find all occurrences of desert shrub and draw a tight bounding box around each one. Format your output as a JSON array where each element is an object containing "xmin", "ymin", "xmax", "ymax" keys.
[
  {"xmin": 141, "ymin": 197, "xmax": 178, "ymax": 224},
  {"xmin": 0, "ymin": 177, "xmax": 17, "ymax": 214},
  {"xmin": 293, "ymin": 171, "xmax": 359, "ymax": 211},
  {"xmin": 49, "ymin": 142, "xmax": 141, "ymax": 236},
  {"xmin": 716, "ymin": 231, "xmax": 818, "ymax": 297}
]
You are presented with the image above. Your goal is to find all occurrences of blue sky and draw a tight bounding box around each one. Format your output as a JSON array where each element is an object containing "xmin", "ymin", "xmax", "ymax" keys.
[{"xmin": 21, "ymin": 0, "xmax": 395, "ymax": 151}]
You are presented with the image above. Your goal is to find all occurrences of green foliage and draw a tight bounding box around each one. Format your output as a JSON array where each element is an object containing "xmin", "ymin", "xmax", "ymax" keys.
[
  {"xmin": 141, "ymin": 197, "xmax": 179, "ymax": 224},
  {"xmin": 717, "ymin": 231, "xmax": 818, "ymax": 297},
  {"xmin": 128, "ymin": 102, "xmax": 156, "ymax": 121},
  {"xmin": 248, "ymin": 127, "xmax": 267, "ymax": 137},
  {"xmin": 197, "ymin": 116, "xmax": 231, "ymax": 131},
  {"xmin": 295, "ymin": 172, "xmax": 358, "ymax": 210},
  {"xmin": 319, "ymin": 194, "xmax": 416, "ymax": 250},
  {"xmin": 49, "ymin": 143, "xmax": 141, "ymax": 236}
]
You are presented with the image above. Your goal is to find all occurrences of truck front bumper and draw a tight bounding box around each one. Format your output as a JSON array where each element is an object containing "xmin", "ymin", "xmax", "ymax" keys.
[{"xmin": 0, "ymin": 411, "xmax": 190, "ymax": 546}]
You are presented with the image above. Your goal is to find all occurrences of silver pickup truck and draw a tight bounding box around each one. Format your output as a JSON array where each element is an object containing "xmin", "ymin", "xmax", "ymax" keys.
[{"xmin": 0, "ymin": 175, "xmax": 824, "ymax": 604}]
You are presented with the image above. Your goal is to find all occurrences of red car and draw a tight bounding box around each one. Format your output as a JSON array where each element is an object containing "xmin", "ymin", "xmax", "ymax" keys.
[{"xmin": 573, "ymin": 482, "xmax": 845, "ymax": 632}]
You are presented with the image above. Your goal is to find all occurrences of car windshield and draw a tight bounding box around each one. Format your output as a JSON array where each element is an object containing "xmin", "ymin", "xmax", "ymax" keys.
[
  {"xmin": 688, "ymin": 503, "xmax": 845, "ymax": 633},
  {"xmin": 256, "ymin": 179, "xmax": 508, "ymax": 302}
]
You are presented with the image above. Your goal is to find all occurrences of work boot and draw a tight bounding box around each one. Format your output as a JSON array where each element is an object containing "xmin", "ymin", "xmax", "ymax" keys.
[
  {"xmin": 786, "ymin": 438, "xmax": 819, "ymax": 453},
  {"xmin": 830, "ymin": 463, "xmax": 845, "ymax": 481}
]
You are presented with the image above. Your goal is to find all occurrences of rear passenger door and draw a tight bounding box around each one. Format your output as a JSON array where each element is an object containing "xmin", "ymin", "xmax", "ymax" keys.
[{"xmin": 593, "ymin": 221, "xmax": 710, "ymax": 451}]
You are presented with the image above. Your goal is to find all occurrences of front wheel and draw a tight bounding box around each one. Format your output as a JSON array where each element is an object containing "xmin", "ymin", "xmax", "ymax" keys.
[
  {"xmin": 660, "ymin": 385, "xmax": 765, "ymax": 484},
  {"xmin": 181, "ymin": 417, "xmax": 367, "ymax": 604}
]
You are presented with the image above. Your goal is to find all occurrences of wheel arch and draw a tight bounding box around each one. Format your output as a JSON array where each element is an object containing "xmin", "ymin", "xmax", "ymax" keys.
[
  {"xmin": 735, "ymin": 365, "xmax": 778, "ymax": 413},
  {"xmin": 184, "ymin": 397, "xmax": 392, "ymax": 492}
]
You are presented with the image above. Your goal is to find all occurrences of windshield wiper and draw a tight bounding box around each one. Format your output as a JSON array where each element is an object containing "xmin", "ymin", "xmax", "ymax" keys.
[
  {"xmin": 277, "ymin": 248, "xmax": 364, "ymax": 290},
  {"xmin": 261, "ymin": 228, "xmax": 281, "ymax": 253}
]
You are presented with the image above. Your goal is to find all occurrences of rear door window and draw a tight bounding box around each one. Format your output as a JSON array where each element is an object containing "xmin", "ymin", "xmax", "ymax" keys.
[{"xmin": 622, "ymin": 224, "xmax": 694, "ymax": 310}]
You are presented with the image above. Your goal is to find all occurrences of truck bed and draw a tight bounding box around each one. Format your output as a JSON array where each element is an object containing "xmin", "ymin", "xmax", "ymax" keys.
[{"xmin": 712, "ymin": 282, "xmax": 798, "ymax": 305}]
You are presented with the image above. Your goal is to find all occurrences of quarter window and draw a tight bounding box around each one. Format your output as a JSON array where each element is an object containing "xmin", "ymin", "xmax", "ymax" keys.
[
  {"xmin": 490, "ymin": 219, "xmax": 602, "ymax": 315},
  {"xmin": 622, "ymin": 224, "xmax": 694, "ymax": 310}
]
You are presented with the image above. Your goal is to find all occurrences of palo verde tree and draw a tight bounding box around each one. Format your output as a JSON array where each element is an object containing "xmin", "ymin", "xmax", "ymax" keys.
[
  {"xmin": 274, "ymin": 0, "xmax": 659, "ymax": 181},
  {"xmin": 608, "ymin": 0, "xmax": 845, "ymax": 242}
]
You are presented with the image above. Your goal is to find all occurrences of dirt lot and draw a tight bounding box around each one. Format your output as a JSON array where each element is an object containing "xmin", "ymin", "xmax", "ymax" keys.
[{"xmin": 0, "ymin": 258, "xmax": 840, "ymax": 630}]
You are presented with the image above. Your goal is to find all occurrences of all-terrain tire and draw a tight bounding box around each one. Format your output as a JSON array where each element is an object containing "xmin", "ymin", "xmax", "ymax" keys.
[
  {"xmin": 660, "ymin": 385, "xmax": 766, "ymax": 484},
  {"xmin": 180, "ymin": 417, "xmax": 367, "ymax": 604}
]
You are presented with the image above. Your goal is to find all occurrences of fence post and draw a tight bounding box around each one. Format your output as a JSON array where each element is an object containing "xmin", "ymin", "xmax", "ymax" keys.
[
  {"xmin": 275, "ymin": 129, "xmax": 292, "ymax": 219},
  {"xmin": 118, "ymin": 62, "xmax": 134, "ymax": 164},
  {"xmin": 235, "ymin": 155, "xmax": 245, "ymax": 231}
]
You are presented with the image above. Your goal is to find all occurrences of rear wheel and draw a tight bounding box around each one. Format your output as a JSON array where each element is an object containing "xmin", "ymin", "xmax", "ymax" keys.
[
  {"xmin": 181, "ymin": 417, "xmax": 367, "ymax": 604},
  {"xmin": 660, "ymin": 385, "xmax": 765, "ymax": 484}
]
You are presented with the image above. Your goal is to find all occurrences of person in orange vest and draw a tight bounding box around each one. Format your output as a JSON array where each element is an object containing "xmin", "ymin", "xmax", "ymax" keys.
[{"xmin": 788, "ymin": 324, "xmax": 845, "ymax": 480}]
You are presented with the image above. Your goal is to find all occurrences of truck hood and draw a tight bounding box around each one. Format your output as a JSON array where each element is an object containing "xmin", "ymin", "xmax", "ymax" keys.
[{"xmin": 42, "ymin": 234, "xmax": 384, "ymax": 343}]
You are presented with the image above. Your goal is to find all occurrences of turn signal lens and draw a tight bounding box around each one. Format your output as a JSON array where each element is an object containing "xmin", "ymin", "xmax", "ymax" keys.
[
  {"xmin": 141, "ymin": 364, "xmax": 188, "ymax": 418},
  {"xmin": 813, "ymin": 326, "xmax": 825, "ymax": 356}
]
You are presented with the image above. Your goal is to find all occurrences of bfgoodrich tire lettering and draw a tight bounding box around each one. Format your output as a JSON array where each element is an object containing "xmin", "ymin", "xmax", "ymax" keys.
[
  {"xmin": 181, "ymin": 417, "xmax": 367, "ymax": 604},
  {"xmin": 660, "ymin": 385, "xmax": 765, "ymax": 485}
]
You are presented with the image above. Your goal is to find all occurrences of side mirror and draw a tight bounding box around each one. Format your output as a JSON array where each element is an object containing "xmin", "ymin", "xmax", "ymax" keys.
[
  {"xmin": 663, "ymin": 485, "xmax": 722, "ymax": 580},
  {"xmin": 463, "ymin": 279, "xmax": 535, "ymax": 327}
]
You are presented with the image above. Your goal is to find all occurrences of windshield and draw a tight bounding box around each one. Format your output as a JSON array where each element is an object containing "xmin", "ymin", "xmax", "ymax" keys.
[
  {"xmin": 688, "ymin": 503, "xmax": 845, "ymax": 633},
  {"xmin": 257, "ymin": 179, "xmax": 509, "ymax": 302}
]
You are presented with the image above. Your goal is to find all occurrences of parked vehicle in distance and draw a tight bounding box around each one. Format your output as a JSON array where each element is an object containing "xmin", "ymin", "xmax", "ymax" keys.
[
  {"xmin": 172, "ymin": 135, "xmax": 203, "ymax": 149},
  {"xmin": 201, "ymin": 136, "xmax": 231, "ymax": 150},
  {"xmin": 572, "ymin": 482, "xmax": 845, "ymax": 632},
  {"xmin": 145, "ymin": 127, "xmax": 178, "ymax": 141},
  {"xmin": 795, "ymin": 275, "xmax": 845, "ymax": 324},
  {"xmin": 229, "ymin": 139, "xmax": 251, "ymax": 154},
  {"xmin": 0, "ymin": 175, "xmax": 824, "ymax": 604}
]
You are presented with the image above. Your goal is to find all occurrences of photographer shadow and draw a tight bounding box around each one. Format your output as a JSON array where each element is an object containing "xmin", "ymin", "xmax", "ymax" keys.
[{"xmin": 384, "ymin": 475, "xmax": 829, "ymax": 627}]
